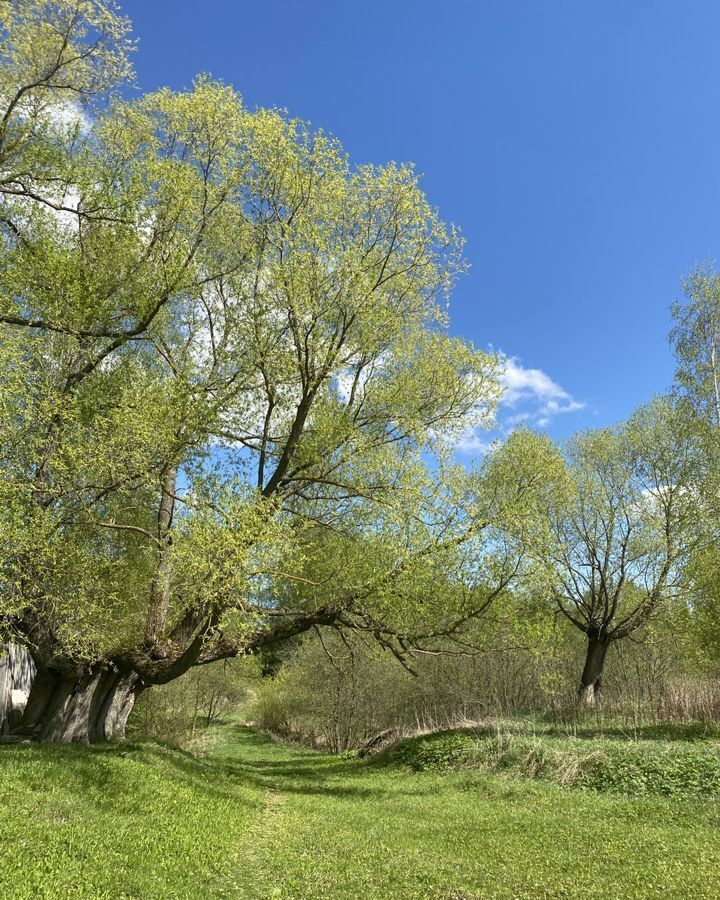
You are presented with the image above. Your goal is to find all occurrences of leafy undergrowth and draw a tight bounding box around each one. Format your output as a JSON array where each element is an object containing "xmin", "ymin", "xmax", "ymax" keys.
[
  {"xmin": 378, "ymin": 726, "xmax": 720, "ymax": 798},
  {"xmin": 0, "ymin": 725, "xmax": 719, "ymax": 898}
]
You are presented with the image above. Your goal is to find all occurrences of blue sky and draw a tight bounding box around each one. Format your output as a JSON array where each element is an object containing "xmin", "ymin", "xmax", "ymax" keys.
[{"xmin": 120, "ymin": 0, "xmax": 720, "ymax": 454}]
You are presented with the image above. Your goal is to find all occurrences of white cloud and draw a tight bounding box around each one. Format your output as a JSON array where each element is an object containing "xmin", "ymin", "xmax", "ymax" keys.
[
  {"xmin": 499, "ymin": 357, "xmax": 585, "ymax": 417},
  {"xmin": 42, "ymin": 100, "xmax": 91, "ymax": 135},
  {"xmin": 453, "ymin": 355, "xmax": 586, "ymax": 458}
]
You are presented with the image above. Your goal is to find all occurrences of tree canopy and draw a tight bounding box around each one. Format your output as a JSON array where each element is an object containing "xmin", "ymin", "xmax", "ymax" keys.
[{"xmin": 0, "ymin": 0, "xmax": 516, "ymax": 741}]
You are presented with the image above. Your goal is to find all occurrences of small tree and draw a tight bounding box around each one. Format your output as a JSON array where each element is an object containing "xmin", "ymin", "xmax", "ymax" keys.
[{"xmin": 537, "ymin": 400, "xmax": 699, "ymax": 703}]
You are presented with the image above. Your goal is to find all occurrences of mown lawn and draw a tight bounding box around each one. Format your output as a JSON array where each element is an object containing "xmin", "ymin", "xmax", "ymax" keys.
[{"xmin": 0, "ymin": 725, "xmax": 718, "ymax": 899}]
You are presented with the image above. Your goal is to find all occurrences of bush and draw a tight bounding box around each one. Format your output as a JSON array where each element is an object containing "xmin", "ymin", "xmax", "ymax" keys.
[
  {"xmin": 575, "ymin": 742, "xmax": 720, "ymax": 798},
  {"xmin": 251, "ymin": 633, "xmax": 413, "ymax": 752},
  {"xmin": 249, "ymin": 612, "xmax": 720, "ymax": 755}
]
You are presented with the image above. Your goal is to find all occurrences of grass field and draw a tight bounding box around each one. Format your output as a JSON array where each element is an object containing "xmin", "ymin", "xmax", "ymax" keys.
[{"xmin": 0, "ymin": 724, "xmax": 718, "ymax": 899}]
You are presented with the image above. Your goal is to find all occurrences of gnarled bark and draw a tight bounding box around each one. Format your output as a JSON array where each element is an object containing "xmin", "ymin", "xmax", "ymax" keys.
[{"xmin": 11, "ymin": 664, "xmax": 143, "ymax": 743}]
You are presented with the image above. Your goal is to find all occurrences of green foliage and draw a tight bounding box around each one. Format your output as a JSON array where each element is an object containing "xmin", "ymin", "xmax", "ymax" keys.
[
  {"xmin": 249, "ymin": 604, "xmax": 720, "ymax": 755},
  {"xmin": 670, "ymin": 265, "xmax": 720, "ymax": 425},
  {"xmin": 129, "ymin": 656, "xmax": 261, "ymax": 746},
  {"xmin": 0, "ymin": 1, "xmax": 507, "ymax": 682},
  {"xmin": 380, "ymin": 726, "xmax": 720, "ymax": 799},
  {"xmin": 574, "ymin": 741, "xmax": 720, "ymax": 798},
  {"xmin": 252, "ymin": 632, "xmax": 409, "ymax": 752},
  {"xmin": 667, "ymin": 267, "xmax": 720, "ymax": 676},
  {"xmin": 518, "ymin": 397, "xmax": 705, "ymax": 704}
]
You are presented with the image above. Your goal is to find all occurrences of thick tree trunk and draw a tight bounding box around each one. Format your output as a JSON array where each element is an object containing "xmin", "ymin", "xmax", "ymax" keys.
[
  {"xmin": 9, "ymin": 665, "xmax": 143, "ymax": 744},
  {"xmin": 578, "ymin": 635, "xmax": 611, "ymax": 705}
]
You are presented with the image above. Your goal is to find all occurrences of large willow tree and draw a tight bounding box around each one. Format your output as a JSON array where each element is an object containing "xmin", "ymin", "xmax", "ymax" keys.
[{"xmin": 0, "ymin": 2, "xmax": 527, "ymax": 742}]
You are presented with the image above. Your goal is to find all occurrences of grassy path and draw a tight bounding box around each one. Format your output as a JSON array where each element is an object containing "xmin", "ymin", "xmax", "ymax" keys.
[{"xmin": 0, "ymin": 725, "xmax": 718, "ymax": 899}]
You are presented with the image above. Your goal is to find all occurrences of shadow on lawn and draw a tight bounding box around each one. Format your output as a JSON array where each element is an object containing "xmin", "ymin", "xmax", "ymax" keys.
[{"xmin": 133, "ymin": 725, "xmax": 449, "ymax": 802}]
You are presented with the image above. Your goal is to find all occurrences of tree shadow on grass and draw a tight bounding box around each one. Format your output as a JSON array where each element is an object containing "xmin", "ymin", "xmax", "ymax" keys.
[
  {"xmin": 214, "ymin": 725, "xmax": 461, "ymax": 799},
  {"xmin": 0, "ymin": 724, "xmax": 460, "ymax": 807},
  {"xmin": 131, "ymin": 725, "xmax": 452, "ymax": 803},
  {"xmin": 0, "ymin": 736, "xmax": 260, "ymax": 810}
]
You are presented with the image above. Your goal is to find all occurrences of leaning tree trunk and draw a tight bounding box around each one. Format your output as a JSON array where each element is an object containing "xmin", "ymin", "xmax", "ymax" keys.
[
  {"xmin": 578, "ymin": 634, "xmax": 611, "ymax": 705},
  {"xmin": 10, "ymin": 664, "xmax": 143, "ymax": 744}
]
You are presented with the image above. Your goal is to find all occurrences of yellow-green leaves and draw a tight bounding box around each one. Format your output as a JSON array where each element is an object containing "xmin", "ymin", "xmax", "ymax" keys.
[
  {"xmin": 0, "ymin": 1, "xmax": 134, "ymax": 188},
  {"xmin": 0, "ymin": 20, "xmax": 504, "ymax": 668},
  {"xmin": 671, "ymin": 265, "xmax": 720, "ymax": 426},
  {"xmin": 0, "ymin": 1, "xmax": 134, "ymax": 101}
]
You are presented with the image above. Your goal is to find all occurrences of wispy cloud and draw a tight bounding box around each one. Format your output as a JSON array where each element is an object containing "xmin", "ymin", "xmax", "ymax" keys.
[
  {"xmin": 452, "ymin": 431, "xmax": 498, "ymax": 455},
  {"xmin": 453, "ymin": 355, "xmax": 585, "ymax": 457}
]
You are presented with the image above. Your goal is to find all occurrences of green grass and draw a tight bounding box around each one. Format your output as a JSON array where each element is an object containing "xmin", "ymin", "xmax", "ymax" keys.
[{"xmin": 1, "ymin": 725, "xmax": 719, "ymax": 899}]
